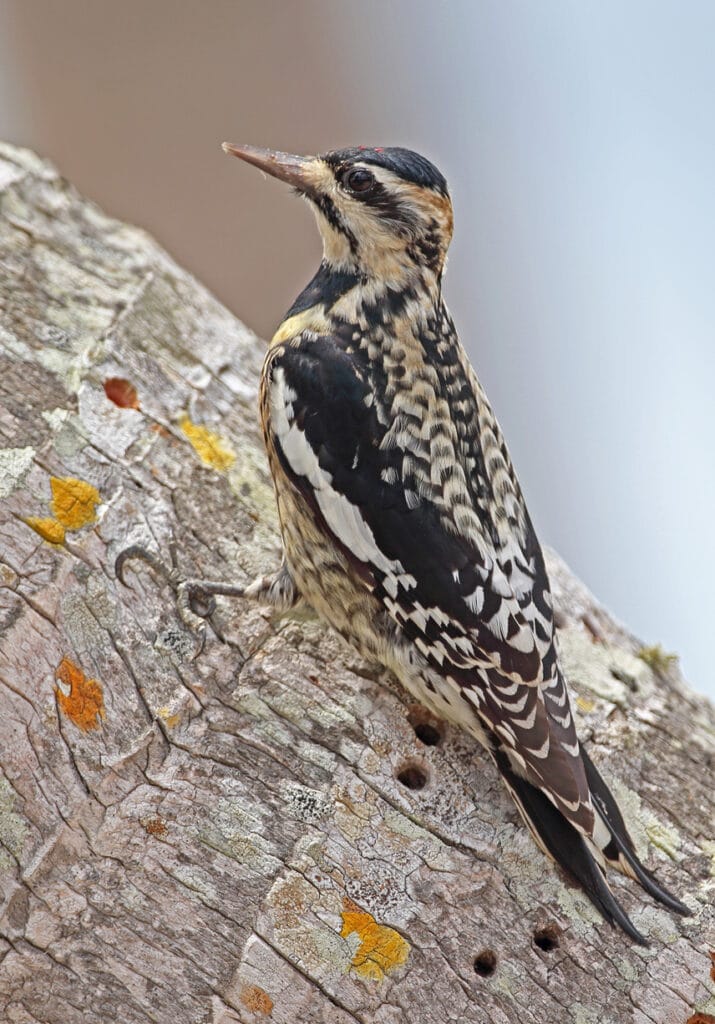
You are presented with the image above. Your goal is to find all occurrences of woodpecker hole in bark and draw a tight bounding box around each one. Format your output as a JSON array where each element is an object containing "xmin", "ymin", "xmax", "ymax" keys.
[
  {"xmin": 414, "ymin": 722, "xmax": 441, "ymax": 746},
  {"xmin": 473, "ymin": 949, "xmax": 497, "ymax": 977},
  {"xmin": 396, "ymin": 762, "xmax": 428, "ymax": 790},
  {"xmin": 533, "ymin": 923, "xmax": 561, "ymax": 952},
  {"xmin": 407, "ymin": 706, "xmax": 443, "ymax": 747}
]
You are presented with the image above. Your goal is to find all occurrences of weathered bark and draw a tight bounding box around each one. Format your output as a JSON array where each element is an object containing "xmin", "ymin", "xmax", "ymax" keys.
[{"xmin": 0, "ymin": 141, "xmax": 713, "ymax": 1024}]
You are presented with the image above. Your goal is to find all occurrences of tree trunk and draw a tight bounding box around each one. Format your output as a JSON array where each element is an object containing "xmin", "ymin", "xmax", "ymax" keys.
[{"xmin": 0, "ymin": 141, "xmax": 713, "ymax": 1024}]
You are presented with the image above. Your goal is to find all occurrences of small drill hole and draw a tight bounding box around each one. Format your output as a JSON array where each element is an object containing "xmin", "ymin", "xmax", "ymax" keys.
[
  {"xmin": 396, "ymin": 763, "xmax": 428, "ymax": 790},
  {"xmin": 533, "ymin": 923, "xmax": 561, "ymax": 952},
  {"xmin": 407, "ymin": 706, "xmax": 443, "ymax": 746},
  {"xmin": 473, "ymin": 949, "xmax": 497, "ymax": 977},
  {"xmin": 414, "ymin": 722, "xmax": 441, "ymax": 746}
]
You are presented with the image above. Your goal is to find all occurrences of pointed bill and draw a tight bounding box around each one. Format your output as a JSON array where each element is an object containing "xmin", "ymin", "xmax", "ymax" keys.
[{"xmin": 222, "ymin": 143, "xmax": 322, "ymax": 195}]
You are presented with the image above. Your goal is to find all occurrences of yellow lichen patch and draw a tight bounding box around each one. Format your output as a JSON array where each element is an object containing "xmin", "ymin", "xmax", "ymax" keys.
[
  {"xmin": 576, "ymin": 696, "xmax": 596, "ymax": 713},
  {"xmin": 239, "ymin": 984, "xmax": 273, "ymax": 1016},
  {"xmin": 157, "ymin": 706, "xmax": 181, "ymax": 728},
  {"xmin": 645, "ymin": 819, "xmax": 680, "ymax": 860},
  {"xmin": 55, "ymin": 657, "xmax": 105, "ymax": 732},
  {"xmin": 25, "ymin": 516, "xmax": 66, "ymax": 544},
  {"xmin": 179, "ymin": 416, "xmax": 235, "ymax": 472},
  {"xmin": 50, "ymin": 476, "xmax": 101, "ymax": 529},
  {"xmin": 637, "ymin": 643, "xmax": 678, "ymax": 674},
  {"xmin": 340, "ymin": 897, "xmax": 410, "ymax": 981}
]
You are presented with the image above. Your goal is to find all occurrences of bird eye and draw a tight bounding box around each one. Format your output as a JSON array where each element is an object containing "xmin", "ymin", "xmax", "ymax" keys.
[{"xmin": 341, "ymin": 167, "xmax": 375, "ymax": 194}]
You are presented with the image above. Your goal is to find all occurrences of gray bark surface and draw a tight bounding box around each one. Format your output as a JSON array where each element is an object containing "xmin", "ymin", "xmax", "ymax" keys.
[{"xmin": 0, "ymin": 142, "xmax": 713, "ymax": 1024}]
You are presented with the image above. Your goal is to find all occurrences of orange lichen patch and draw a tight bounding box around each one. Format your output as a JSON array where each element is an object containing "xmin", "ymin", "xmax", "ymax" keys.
[
  {"xmin": 55, "ymin": 657, "xmax": 105, "ymax": 732},
  {"xmin": 710, "ymin": 950, "xmax": 715, "ymax": 982},
  {"xmin": 25, "ymin": 516, "xmax": 66, "ymax": 544},
  {"xmin": 50, "ymin": 476, "xmax": 101, "ymax": 529},
  {"xmin": 104, "ymin": 376, "xmax": 140, "ymax": 409},
  {"xmin": 144, "ymin": 817, "xmax": 167, "ymax": 838},
  {"xmin": 179, "ymin": 415, "xmax": 235, "ymax": 472},
  {"xmin": 239, "ymin": 985, "xmax": 273, "ymax": 1016},
  {"xmin": 340, "ymin": 897, "xmax": 410, "ymax": 981},
  {"xmin": 687, "ymin": 1014, "xmax": 715, "ymax": 1024}
]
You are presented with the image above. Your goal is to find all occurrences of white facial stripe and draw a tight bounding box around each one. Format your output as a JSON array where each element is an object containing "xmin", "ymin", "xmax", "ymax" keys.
[{"xmin": 331, "ymin": 162, "xmax": 418, "ymax": 200}]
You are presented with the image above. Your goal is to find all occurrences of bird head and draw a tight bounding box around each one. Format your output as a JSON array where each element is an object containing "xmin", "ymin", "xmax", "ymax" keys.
[{"xmin": 223, "ymin": 143, "xmax": 453, "ymax": 286}]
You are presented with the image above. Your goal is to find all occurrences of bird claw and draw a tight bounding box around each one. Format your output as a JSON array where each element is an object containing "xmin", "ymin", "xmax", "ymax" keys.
[
  {"xmin": 115, "ymin": 544, "xmax": 177, "ymax": 588},
  {"xmin": 115, "ymin": 544, "xmax": 218, "ymax": 654},
  {"xmin": 177, "ymin": 581, "xmax": 217, "ymax": 619}
]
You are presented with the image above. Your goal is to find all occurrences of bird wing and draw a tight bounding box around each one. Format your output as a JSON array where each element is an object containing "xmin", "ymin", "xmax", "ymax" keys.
[{"xmin": 266, "ymin": 334, "xmax": 592, "ymax": 830}]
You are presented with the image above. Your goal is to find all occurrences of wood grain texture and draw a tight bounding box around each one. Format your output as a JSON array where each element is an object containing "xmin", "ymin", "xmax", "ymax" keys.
[{"xmin": 0, "ymin": 141, "xmax": 713, "ymax": 1024}]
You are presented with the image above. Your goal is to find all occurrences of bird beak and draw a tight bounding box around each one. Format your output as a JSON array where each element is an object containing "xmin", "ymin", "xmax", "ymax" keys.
[{"xmin": 222, "ymin": 143, "xmax": 321, "ymax": 196}]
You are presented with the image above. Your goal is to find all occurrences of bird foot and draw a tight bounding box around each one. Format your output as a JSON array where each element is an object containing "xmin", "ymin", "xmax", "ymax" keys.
[
  {"xmin": 116, "ymin": 544, "xmax": 300, "ymax": 656},
  {"xmin": 115, "ymin": 542, "xmax": 249, "ymax": 652}
]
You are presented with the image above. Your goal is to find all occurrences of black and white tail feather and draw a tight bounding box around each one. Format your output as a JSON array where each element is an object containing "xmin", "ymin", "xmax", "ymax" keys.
[{"xmin": 492, "ymin": 745, "xmax": 689, "ymax": 944}]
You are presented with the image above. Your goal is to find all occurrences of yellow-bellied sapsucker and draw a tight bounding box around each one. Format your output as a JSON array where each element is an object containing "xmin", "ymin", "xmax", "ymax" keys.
[{"xmin": 118, "ymin": 143, "xmax": 689, "ymax": 943}]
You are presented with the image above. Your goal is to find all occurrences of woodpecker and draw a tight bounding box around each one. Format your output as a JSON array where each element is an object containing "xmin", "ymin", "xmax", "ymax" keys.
[{"xmin": 117, "ymin": 143, "xmax": 689, "ymax": 943}]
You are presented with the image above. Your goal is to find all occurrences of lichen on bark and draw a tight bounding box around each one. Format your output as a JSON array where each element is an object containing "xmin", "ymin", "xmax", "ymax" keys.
[{"xmin": 0, "ymin": 142, "xmax": 713, "ymax": 1024}]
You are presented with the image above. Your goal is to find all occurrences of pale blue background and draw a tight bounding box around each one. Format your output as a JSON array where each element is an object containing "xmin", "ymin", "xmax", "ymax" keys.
[{"xmin": 1, "ymin": 1, "xmax": 712, "ymax": 696}]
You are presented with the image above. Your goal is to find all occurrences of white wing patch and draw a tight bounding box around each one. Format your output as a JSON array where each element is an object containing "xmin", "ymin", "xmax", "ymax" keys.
[{"xmin": 271, "ymin": 366, "xmax": 404, "ymax": 577}]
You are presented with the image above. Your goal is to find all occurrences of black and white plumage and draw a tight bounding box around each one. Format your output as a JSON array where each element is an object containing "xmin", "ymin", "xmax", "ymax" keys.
[{"xmin": 121, "ymin": 142, "xmax": 689, "ymax": 943}]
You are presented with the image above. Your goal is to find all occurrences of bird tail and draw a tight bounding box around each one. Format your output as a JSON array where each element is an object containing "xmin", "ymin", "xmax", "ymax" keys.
[
  {"xmin": 579, "ymin": 748, "xmax": 690, "ymax": 916},
  {"xmin": 491, "ymin": 747, "xmax": 689, "ymax": 945}
]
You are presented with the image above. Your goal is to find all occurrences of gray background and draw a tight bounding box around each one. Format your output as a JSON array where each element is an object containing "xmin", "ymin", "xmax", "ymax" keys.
[{"xmin": 1, "ymin": 0, "xmax": 712, "ymax": 697}]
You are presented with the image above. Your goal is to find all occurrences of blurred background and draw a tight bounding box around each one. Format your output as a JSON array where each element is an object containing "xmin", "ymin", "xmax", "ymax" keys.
[{"xmin": 1, "ymin": 0, "xmax": 713, "ymax": 697}]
